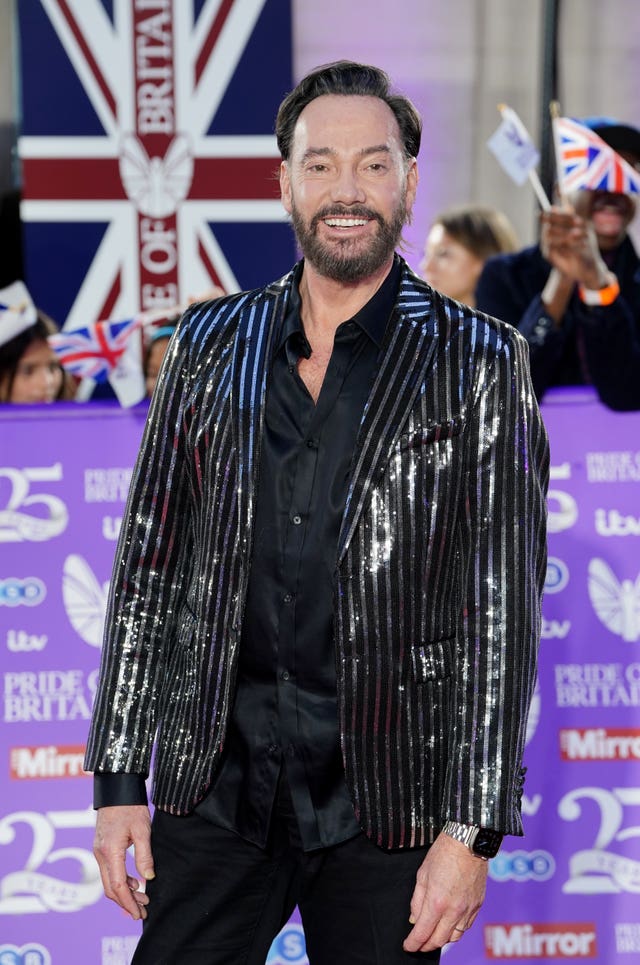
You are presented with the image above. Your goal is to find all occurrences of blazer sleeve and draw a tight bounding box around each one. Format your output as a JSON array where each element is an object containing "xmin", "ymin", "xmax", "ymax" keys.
[
  {"xmin": 451, "ymin": 325, "xmax": 549, "ymax": 835},
  {"xmin": 476, "ymin": 252, "xmax": 570, "ymax": 402},
  {"xmin": 84, "ymin": 305, "xmax": 202, "ymax": 777}
]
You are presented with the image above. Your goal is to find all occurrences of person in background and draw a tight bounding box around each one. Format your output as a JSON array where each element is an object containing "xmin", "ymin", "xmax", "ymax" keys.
[
  {"xmin": 476, "ymin": 117, "xmax": 640, "ymax": 410},
  {"xmin": 419, "ymin": 203, "xmax": 518, "ymax": 307},
  {"xmin": 143, "ymin": 319, "xmax": 178, "ymax": 398},
  {"xmin": 85, "ymin": 61, "xmax": 548, "ymax": 963},
  {"xmin": 0, "ymin": 282, "xmax": 75, "ymax": 403}
]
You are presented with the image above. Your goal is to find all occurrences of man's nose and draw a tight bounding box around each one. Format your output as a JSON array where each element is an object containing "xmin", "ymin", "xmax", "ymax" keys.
[{"xmin": 330, "ymin": 168, "xmax": 366, "ymax": 204}]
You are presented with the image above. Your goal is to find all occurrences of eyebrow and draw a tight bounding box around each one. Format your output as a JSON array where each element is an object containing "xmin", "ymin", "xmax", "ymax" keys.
[{"xmin": 300, "ymin": 144, "xmax": 392, "ymax": 163}]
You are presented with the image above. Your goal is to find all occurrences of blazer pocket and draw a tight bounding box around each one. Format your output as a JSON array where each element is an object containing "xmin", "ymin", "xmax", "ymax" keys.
[
  {"xmin": 398, "ymin": 416, "xmax": 463, "ymax": 452},
  {"xmin": 411, "ymin": 635, "xmax": 457, "ymax": 682}
]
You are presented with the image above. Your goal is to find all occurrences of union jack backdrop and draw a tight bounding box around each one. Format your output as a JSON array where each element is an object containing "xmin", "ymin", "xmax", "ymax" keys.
[
  {"xmin": 17, "ymin": 0, "xmax": 294, "ymax": 331},
  {"xmin": 553, "ymin": 116, "xmax": 640, "ymax": 196}
]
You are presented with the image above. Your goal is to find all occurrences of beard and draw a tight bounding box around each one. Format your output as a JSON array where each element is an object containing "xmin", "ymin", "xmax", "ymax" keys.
[{"xmin": 290, "ymin": 193, "xmax": 408, "ymax": 283}]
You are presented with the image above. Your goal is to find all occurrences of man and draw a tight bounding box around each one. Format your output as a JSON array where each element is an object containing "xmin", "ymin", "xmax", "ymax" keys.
[
  {"xmin": 85, "ymin": 61, "xmax": 548, "ymax": 963},
  {"xmin": 476, "ymin": 117, "xmax": 640, "ymax": 411}
]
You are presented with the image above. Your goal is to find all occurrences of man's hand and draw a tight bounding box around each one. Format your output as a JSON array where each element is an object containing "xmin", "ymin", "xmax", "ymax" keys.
[
  {"xmin": 93, "ymin": 805, "xmax": 154, "ymax": 920},
  {"xmin": 540, "ymin": 206, "xmax": 609, "ymax": 289},
  {"xmin": 403, "ymin": 831, "xmax": 489, "ymax": 953}
]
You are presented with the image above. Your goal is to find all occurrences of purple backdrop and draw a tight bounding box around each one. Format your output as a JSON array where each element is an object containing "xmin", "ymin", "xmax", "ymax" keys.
[{"xmin": 1, "ymin": 388, "xmax": 640, "ymax": 964}]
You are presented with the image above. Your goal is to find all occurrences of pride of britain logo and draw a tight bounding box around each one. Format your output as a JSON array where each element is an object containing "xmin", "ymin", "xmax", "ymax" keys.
[
  {"xmin": 588, "ymin": 558, "xmax": 640, "ymax": 642},
  {"xmin": 62, "ymin": 555, "xmax": 110, "ymax": 648}
]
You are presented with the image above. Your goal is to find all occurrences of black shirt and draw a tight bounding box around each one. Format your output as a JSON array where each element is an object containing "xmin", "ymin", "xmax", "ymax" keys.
[{"xmin": 196, "ymin": 258, "xmax": 401, "ymax": 850}]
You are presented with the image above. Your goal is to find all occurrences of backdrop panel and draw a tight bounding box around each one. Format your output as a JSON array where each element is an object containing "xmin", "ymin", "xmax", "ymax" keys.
[
  {"xmin": 1, "ymin": 388, "xmax": 639, "ymax": 964},
  {"xmin": 16, "ymin": 0, "xmax": 295, "ymax": 330}
]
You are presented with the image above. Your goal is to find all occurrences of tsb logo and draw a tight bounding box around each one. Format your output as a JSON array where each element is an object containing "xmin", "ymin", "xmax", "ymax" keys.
[
  {"xmin": 267, "ymin": 923, "xmax": 307, "ymax": 964},
  {"xmin": 545, "ymin": 558, "xmax": 569, "ymax": 594},
  {"xmin": 0, "ymin": 943, "xmax": 51, "ymax": 964},
  {"xmin": 0, "ymin": 578, "xmax": 46, "ymax": 607},
  {"xmin": 489, "ymin": 850, "xmax": 555, "ymax": 882}
]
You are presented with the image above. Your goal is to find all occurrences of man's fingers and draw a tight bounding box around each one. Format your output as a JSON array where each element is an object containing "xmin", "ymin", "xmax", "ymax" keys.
[
  {"xmin": 134, "ymin": 838, "xmax": 155, "ymax": 882},
  {"xmin": 94, "ymin": 848, "xmax": 144, "ymax": 920},
  {"xmin": 93, "ymin": 804, "xmax": 153, "ymax": 919}
]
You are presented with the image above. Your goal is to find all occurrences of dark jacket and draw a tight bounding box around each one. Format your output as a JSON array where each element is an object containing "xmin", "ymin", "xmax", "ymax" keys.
[
  {"xmin": 476, "ymin": 236, "xmax": 640, "ymax": 410},
  {"xmin": 85, "ymin": 259, "xmax": 549, "ymax": 849}
]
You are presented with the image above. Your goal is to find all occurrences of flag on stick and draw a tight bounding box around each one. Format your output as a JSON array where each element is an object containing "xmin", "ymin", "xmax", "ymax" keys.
[
  {"xmin": 48, "ymin": 316, "xmax": 146, "ymax": 407},
  {"xmin": 487, "ymin": 105, "xmax": 550, "ymax": 210},
  {"xmin": 552, "ymin": 115, "xmax": 640, "ymax": 195}
]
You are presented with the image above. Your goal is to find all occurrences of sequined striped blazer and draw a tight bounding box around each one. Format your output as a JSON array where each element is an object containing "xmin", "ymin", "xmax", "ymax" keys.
[{"xmin": 85, "ymin": 259, "xmax": 549, "ymax": 850}]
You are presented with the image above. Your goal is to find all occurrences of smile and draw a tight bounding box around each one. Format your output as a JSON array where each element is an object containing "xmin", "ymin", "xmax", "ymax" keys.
[{"xmin": 323, "ymin": 217, "xmax": 369, "ymax": 228}]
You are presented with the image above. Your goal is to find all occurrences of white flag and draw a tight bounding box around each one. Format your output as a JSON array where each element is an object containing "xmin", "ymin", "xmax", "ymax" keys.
[
  {"xmin": 108, "ymin": 325, "xmax": 146, "ymax": 407},
  {"xmin": 488, "ymin": 105, "xmax": 540, "ymax": 186}
]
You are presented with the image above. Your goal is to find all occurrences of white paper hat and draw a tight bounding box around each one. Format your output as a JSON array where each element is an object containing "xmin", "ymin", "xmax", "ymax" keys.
[{"xmin": 0, "ymin": 281, "xmax": 38, "ymax": 348}]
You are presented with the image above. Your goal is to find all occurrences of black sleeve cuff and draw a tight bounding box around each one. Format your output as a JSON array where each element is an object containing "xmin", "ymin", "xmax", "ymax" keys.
[{"xmin": 93, "ymin": 772, "xmax": 148, "ymax": 809}]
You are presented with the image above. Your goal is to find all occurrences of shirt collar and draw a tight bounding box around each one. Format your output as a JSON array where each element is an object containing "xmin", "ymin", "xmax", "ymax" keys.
[{"xmin": 278, "ymin": 256, "xmax": 402, "ymax": 356}]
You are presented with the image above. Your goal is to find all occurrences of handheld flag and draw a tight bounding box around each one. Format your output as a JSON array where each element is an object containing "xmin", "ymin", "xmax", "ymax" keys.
[
  {"xmin": 48, "ymin": 316, "xmax": 145, "ymax": 407},
  {"xmin": 488, "ymin": 105, "xmax": 540, "ymax": 185},
  {"xmin": 553, "ymin": 116, "xmax": 640, "ymax": 195},
  {"xmin": 488, "ymin": 105, "xmax": 550, "ymax": 209},
  {"xmin": 0, "ymin": 281, "xmax": 38, "ymax": 346}
]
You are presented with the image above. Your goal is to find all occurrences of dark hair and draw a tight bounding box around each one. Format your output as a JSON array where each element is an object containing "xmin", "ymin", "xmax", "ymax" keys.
[
  {"xmin": 434, "ymin": 203, "xmax": 518, "ymax": 261},
  {"xmin": 275, "ymin": 61, "xmax": 422, "ymax": 162},
  {"xmin": 0, "ymin": 311, "xmax": 72, "ymax": 402}
]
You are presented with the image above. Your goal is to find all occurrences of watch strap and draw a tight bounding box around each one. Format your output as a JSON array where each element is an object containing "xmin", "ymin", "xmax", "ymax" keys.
[{"xmin": 441, "ymin": 819, "xmax": 478, "ymax": 849}]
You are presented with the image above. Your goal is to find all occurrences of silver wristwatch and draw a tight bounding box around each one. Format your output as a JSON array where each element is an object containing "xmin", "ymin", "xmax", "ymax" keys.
[{"xmin": 441, "ymin": 820, "xmax": 503, "ymax": 860}]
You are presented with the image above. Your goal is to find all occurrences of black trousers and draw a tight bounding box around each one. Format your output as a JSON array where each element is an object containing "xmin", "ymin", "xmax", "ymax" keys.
[{"xmin": 132, "ymin": 783, "xmax": 440, "ymax": 965}]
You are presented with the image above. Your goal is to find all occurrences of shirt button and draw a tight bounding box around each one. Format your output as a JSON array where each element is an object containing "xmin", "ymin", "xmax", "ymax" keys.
[
  {"xmin": 268, "ymin": 743, "xmax": 278, "ymax": 754},
  {"xmin": 292, "ymin": 514, "xmax": 302, "ymax": 525},
  {"xmin": 283, "ymin": 593, "xmax": 293, "ymax": 604},
  {"xmin": 306, "ymin": 439, "xmax": 316, "ymax": 448},
  {"xmin": 281, "ymin": 670, "xmax": 290, "ymax": 681}
]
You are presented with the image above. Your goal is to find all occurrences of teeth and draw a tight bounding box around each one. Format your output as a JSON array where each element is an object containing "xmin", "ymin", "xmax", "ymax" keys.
[{"xmin": 324, "ymin": 218, "xmax": 368, "ymax": 227}]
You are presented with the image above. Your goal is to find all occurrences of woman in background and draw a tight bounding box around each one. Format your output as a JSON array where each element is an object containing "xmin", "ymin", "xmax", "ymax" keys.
[
  {"xmin": 420, "ymin": 202, "xmax": 518, "ymax": 307},
  {"xmin": 0, "ymin": 308, "xmax": 75, "ymax": 403}
]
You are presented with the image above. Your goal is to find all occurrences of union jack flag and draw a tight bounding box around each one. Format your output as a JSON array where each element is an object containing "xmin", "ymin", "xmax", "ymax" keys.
[
  {"xmin": 17, "ymin": 0, "xmax": 294, "ymax": 333},
  {"xmin": 48, "ymin": 316, "xmax": 142, "ymax": 381},
  {"xmin": 49, "ymin": 314, "xmax": 146, "ymax": 405},
  {"xmin": 553, "ymin": 116, "xmax": 640, "ymax": 195}
]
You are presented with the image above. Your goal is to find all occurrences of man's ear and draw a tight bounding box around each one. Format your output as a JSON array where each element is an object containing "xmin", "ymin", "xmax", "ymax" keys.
[
  {"xmin": 280, "ymin": 161, "xmax": 292, "ymax": 214},
  {"xmin": 405, "ymin": 158, "xmax": 419, "ymax": 216}
]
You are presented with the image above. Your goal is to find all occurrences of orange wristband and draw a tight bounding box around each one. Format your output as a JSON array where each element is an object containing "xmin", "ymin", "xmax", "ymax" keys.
[{"xmin": 578, "ymin": 273, "xmax": 620, "ymax": 306}]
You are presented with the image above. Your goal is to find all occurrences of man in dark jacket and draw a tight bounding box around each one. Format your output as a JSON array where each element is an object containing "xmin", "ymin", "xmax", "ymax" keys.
[
  {"xmin": 85, "ymin": 62, "xmax": 548, "ymax": 964},
  {"xmin": 476, "ymin": 118, "xmax": 640, "ymax": 410}
]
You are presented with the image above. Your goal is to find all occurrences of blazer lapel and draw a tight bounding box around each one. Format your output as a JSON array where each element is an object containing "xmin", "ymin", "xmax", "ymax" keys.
[
  {"xmin": 230, "ymin": 273, "xmax": 293, "ymax": 543},
  {"xmin": 337, "ymin": 271, "xmax": 439, "ymax": 562}
]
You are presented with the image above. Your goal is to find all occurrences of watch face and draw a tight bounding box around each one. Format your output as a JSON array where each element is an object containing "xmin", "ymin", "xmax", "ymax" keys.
[{"xmin": 472, "ymin": 828, "xmax": 503, "ymax": 859}]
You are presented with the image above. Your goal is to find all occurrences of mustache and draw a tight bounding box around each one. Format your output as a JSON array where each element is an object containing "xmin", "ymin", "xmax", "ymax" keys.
[{"xmin": 311, "ymin": 206, "xmax": 383, "ymax": 228}]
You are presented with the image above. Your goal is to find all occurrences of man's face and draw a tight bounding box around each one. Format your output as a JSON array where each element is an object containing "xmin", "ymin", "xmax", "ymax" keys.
[{"xmin": 279, "ymin": 94, "xmax": 418, "ymax": 283}]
